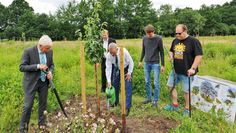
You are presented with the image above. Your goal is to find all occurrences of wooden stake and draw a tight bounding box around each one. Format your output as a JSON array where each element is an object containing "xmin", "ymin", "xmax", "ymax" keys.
[
  {"xmin": 80, "ymin": 44, "xmax": 87, "ymax": 113},
  {"xmin": 95, "ymin": 64, "xmax": 101, "ymax": 115},
  {"xmin": 120, "ymin": 47, "xmax": 126, "ymax": 129}
]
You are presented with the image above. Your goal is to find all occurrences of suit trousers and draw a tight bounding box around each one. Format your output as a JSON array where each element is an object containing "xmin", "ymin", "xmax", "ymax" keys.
[{"xmin": 20, "ymin": 79, "xmax": 49, "ymax": 131}]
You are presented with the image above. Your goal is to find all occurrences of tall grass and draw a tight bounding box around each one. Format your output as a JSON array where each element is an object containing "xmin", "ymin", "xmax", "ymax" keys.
[{"xmin": 0, "ymin": 36, "xmax": 235, "ymax": 132}]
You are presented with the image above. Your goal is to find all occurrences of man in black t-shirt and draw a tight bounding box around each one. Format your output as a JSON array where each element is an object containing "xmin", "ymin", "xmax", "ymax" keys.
[{"xmin": 164, "ymin": 24, "xmax": 203, "ymax": 116}]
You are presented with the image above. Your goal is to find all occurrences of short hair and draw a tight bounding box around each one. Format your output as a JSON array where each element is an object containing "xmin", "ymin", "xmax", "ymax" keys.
[
  {"xmin": 144, "ymin": 24, "xmax": 155, "ymax": 32},
  {"xmin": 108, "ymin": 42, "xmax": 117, "ymax": 49},
  {"xmin": 176, "ymin": 24, "xmax": 188, "ymax": 32},
  {"xmin": 102, "ymin": 29, "xmax": 109, "ymax": 35},
  {"xmin": 38, "ymin": 35, "xmax": 53, "ymax": 47}
]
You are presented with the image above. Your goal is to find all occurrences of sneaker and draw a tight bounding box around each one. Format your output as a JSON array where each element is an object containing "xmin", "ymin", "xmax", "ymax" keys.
[
  {"xmin": 142, "ymin": 99, "xmax": 152, "ymax": 104},
  {"xmin": 183, "ymin": 109, "xmax": 190, "ymax": 116},
  {"xmin": 152, "ymin": 101, "xmax": 158, "ymax": 108},
  {"xmin": 164, "ymin": 104, "xmax": 180, "ymax": 111}
]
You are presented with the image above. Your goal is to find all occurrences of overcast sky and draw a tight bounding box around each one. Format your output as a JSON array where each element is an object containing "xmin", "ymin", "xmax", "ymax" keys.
[{"xmin": 0, "ymin": 0, "xmax": 233, "ymax": 14}]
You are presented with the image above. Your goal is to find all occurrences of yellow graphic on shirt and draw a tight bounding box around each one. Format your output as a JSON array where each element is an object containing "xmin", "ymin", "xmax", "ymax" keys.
[{"xmin": 174, "ymin": 43, "xmax": 186, "ymax": 59}]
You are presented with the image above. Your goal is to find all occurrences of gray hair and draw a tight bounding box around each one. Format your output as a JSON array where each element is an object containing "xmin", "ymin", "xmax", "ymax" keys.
[
  {"xmin": 38, "ymin": 35, "xmax": 53, "ymax": 47},
  {"xmin": 108, "ymin": 42, "xmax": 117, "ymax": 49}
]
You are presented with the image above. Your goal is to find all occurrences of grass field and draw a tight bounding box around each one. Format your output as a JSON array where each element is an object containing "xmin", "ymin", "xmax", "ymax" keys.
[{"xmin": 0, "ymin": 36, "xmax": 236, "ymax": 132}]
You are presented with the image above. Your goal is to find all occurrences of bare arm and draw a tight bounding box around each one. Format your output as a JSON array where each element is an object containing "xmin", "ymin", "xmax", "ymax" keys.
[{"xmin": 191, "ymin": 55, "xmax": 203, "ymax": 70}]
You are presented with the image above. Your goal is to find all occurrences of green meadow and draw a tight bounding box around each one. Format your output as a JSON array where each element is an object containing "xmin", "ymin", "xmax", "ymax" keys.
[{"xmin": 0, "ymin": 36, "xmax": 236, "ymax": 132}]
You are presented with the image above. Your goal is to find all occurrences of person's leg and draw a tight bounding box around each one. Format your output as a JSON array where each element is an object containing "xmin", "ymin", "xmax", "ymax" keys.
[
  {"xmin": 101, "ymin": 57, "xmax": 107, "ymax": 92},
  {"xmin": 38, "ymin": 80, "xmax": 49, "ymax": 126},
  {"xmin": 112, "ymin": 67, "xmax": 120, "ymax": 106},
  {"xmin": 143, "ymin": 63, "xmax": 152, "ymax": 103},
  {"xmin": 20, "ymin": 83, "xmax": 37, "ymax": 132},
  {"xmin": 166, "ymin": 71, "xmax": 179, "ymax": 104},
  {"xmin": 152, "ymin": 64, "xmax": 160, "ymax": 103},
  {"xmin": 182, "ymin": 76, "xmax": 194, "ymax": 110},
  {"xmin": 184, "ymin": 93, "xmax": 190, "ymax": 109},
  {"xmin": 164, "ymin": 71, "xmax": 180, "ymax": 111},
  {"xmin": 125, "ymin": 74, "xmax": 132, "ymax": 110}
]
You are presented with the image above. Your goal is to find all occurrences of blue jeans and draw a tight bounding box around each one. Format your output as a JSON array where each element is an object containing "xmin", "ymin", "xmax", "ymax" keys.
[
  {"xmin": 144, "ymin": 63, "xmax": 160, "ymax": 102},
  {"xmin": 112, "ymin": 65, "xmax": 132, "ymax": 109}
]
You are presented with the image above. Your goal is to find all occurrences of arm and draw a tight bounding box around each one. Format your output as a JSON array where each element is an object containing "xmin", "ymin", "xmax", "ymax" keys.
[
  {"xmin": 105, "ymin": 54, "xmax": 113, "ymax": 84},
  {"xmin": 49, "ymin": 50, "xmax": 54, "ymax": 73},
  {"xmin": 19, "ymin": 49, "xmax": 38, "ymax": 72},
  {"xmin": 169, "ymin": 41, "xmax": 175, "ymax": 61},
  {"xmin": 188, "ymin": 39, "xmax": 203, "ymax": 76},
  {"xmin": 125, "ymin": 48, "xmax": 134, "ymax": 75},
  {"xmin": 47, "ymin": 50, "xmax": 54, "ymax": 80},
  {"xmin": 139, "ymin": 39, "xmax": 145, "ymax": 63},
  {"xmin": 188, "ymin": 55, "xmax": 203, "ymax": 76},
  {"xmin": 191, "ymin": 55, "xmax": 203, "ymax": 70},
  {"xmin": 158, "ymin": 38, "xmax": 165, "ymax": 67}
]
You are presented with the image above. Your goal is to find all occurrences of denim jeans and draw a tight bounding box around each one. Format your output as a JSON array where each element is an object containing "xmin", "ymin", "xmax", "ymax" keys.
[
  {"xmin": 144, "ymin": 63, "xmax": 160, "ymax": 102},
  {"xmin": 167, "ymin": 70, "xmax": 195, "ymax": 93},
  {"xmin": 112, "ymin": 65, "xmax": 132, "ymax": 109}
]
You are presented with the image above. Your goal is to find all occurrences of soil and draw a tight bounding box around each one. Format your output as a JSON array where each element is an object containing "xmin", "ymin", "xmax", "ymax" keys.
[{"xmin": 28, "ymin": 95, "xmax": 179, "ymax": 133}]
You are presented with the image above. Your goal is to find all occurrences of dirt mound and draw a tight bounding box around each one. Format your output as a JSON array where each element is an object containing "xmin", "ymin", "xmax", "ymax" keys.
[{"xmin": 28, "ymin": 95, "xmax": 179, "ymax": 133}]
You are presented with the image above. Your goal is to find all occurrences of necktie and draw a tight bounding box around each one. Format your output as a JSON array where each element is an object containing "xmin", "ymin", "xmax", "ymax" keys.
[
  {"xmin": 115, "ymin": 55, "xmax": 118, "ymax": 67},
  {"xmin": 40, "ymin": 53, "xmax": 46, "ymax": 82}
]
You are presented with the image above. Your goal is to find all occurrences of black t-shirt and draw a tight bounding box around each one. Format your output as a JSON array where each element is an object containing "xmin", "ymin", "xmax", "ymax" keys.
[{"xmin": 170, "ymin": 36, "xmax": 203, "ymax": 76}]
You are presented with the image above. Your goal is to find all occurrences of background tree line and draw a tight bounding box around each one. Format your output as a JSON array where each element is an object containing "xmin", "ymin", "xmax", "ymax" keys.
[{"xmin": 0, "ymin": 0, "xmax": 236, "ymax": 41}]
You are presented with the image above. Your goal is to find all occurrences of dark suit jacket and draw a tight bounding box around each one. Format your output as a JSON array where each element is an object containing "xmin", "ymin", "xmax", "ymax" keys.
[
  {"xmin": 102, "ymin": 38, "xmax": 116, "ymax": 52},
  {"xmin": 19, "ymin": 45, "xmax": 54, "ymax": 91},
  {"xmin": 107, "ymin": 38, "xmax": 116, "ymax": 49}
]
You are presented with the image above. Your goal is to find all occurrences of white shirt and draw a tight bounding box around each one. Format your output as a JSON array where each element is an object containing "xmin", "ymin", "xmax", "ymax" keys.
[
  {"xmin": 105, "ymin": 48, "xmax": 134, "ymax": 83},
  {"xmin": 103, "ymin": 39, "xmax": 108, "ymax": 56}
]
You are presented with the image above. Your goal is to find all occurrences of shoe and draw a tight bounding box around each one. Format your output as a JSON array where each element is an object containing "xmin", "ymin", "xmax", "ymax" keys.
[
  {"xmin": 20, "ymin": 123, "xmax": 28, "ymax": 133},
  {"xmin": 183, "ymin": 109, "xmax": 190, "ymax": 116},
  {"xmin": 164, "ymin": 104, "xmax": 180, "ymax": 111},
  {"xmin": 142, "ymin": 99, "xmax": 152, "ymax": 104},
  {"xmin": 20, "ymin": 129, "xmax": 27, "ymax": 133},
  {"xmin": 152, "ymin": 101, "xmax": 158, "ymax": 108},
  {"xmin": 126, "ymin": 108, "xmax": 130, "ymax": 116}
]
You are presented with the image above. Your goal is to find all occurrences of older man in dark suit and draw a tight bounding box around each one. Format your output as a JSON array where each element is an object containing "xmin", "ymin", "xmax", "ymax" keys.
[
  {"xmin": 101, "ymin": 30, "xmax": 116, "ymax": 92},
  {"xmin": 19, "ymin": 35, "xmax": 54, "ymax": 133}
]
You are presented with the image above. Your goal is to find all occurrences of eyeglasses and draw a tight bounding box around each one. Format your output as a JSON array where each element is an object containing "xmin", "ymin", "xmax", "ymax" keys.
[{"xmin": 175, "ymin": 32, "xmax": 183, "ymax": 35}]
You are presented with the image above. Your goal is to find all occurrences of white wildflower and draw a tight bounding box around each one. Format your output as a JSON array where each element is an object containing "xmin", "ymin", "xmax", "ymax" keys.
[{"xmin": 109, "ymin": 118, "xmax": 116, "ymax": 125}]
